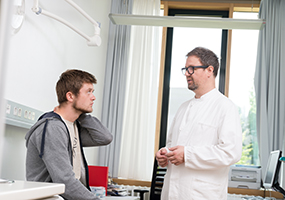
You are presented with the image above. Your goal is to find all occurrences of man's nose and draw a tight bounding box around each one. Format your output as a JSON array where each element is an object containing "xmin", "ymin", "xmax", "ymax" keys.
[{"xmin": 92, "ymin": 93, "xmax": 96, "ymax": 101}]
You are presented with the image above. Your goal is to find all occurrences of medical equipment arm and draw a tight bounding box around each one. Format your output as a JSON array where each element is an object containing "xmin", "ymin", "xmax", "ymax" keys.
[{"xmin": 32, "ymin": 0, "xmax": 101, "ymax": 46}]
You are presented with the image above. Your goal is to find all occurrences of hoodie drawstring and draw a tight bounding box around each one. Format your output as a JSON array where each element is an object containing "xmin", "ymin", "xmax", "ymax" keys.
[{"xmin": 39, "ymin": 119, "xmax": 48, "ymax": 158}]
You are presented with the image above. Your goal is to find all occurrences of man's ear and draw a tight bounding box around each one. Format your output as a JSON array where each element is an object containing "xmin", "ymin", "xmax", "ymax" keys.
[
  {"xmin": 207, "ymin": 65, "xmax": 214, "ymax": 77},
  {"xmin": 66, "ymin": 91, "xmax": 74, "ymax": 102}
]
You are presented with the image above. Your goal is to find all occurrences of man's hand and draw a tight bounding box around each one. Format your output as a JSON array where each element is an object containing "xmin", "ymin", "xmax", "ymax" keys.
[
  {"xmin": 167, "ymin": 145, "xmax": 185, "ymax": 166},
  {"xmin": 155, "ymin": 148, "xmax": 169, "ymax": 167}
]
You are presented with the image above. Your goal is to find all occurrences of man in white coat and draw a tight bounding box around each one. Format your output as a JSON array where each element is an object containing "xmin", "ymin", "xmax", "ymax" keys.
[{"xmin": 155, "ymin": 47, "xmax": 242, "ymax": 200}]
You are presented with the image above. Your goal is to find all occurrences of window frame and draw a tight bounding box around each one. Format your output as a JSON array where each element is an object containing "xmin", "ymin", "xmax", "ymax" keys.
[
  {"xmin": 154, "ymin": 0, "xmax": 260, "ymax": 156},
  {"xmin": 114, "ymin": 1, "xmax": 260, "ymax": 187},
  {"xmin": 159, "ymin": 8, "xmax": 229, "ymax": 149}
]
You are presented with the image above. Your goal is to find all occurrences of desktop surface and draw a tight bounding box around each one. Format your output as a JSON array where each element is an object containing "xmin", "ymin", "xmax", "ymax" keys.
[
  {"xmin": 0, "ymin": 180, "xmax": 65, "ymax": 200},
  {"xmin": 103, "ymin": 197, "xmax": 139, "ymax": 200},
  {"xmin": 228, "ymin": 193, "xmax": 283, "ymax": 200}
]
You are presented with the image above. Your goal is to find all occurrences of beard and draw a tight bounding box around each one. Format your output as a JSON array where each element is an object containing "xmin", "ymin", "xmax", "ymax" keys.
[
  {"xmin": 72, "ymin": 101, "xmax": 93, "ymax": 114},
  {"xmin": 187, "ymin": 78, "xmax": 198, "ymax": 91}
]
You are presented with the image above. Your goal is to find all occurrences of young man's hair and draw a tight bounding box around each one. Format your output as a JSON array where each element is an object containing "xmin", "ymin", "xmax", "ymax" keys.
[
  {"xmin": 186, "ymin": 47, "xmax": 220, "ymax": 77},
  {"xmin": 56, "ymin": 69, "xmax": 97, "ymax": 104}
]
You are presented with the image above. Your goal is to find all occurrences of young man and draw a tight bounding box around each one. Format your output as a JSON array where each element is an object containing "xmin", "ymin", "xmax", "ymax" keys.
[
  {"xmin": 156, "ymin": 47, "xmax": 242, "ymax": 200},
  {"xmin": 25, "ymin": 69, "xmax": 113, "ymax": 200}
]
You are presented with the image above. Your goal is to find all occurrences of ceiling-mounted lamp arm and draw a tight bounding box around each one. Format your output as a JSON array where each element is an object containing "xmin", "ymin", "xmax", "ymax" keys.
[
  {"xmin": 65, "ymin": 0, "xmax": 99, "ymax": 28},
  {"xmin": 32, "ymin": 0, "xmax": 101, "ymax": 46}
]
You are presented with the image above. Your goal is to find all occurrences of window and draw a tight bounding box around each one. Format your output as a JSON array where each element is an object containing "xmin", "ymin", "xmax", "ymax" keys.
[
  {"xmin": 114, "ymin": 2, "xmax": 261, "ymax": 186},
  {"xmin": 228, "ymin": 12, "xmax": 260, "ymax": 166},
  {"xmin": 159, "ymin": 9, "xmax": 260, "ymax": 167},
  {"xmin": 160, "ymin": 9, "xmax": 228, "ymax": 148},
  {"xmin": 167, "ymin": 26, "xmax": 223, "ymax": 133}
]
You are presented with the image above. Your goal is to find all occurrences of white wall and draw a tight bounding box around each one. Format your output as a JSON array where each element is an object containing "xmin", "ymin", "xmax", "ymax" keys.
[
  {"xmin": 0, "ymin": 0, "xmax": 13, "ymax": 178},
  {"xmin": 1, "ymin": 0, "xmax": 111, "ymax": 180}
]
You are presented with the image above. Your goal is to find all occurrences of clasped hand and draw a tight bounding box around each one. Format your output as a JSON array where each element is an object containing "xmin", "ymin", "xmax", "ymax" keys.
[{"xmin": 156, "ymin": 145, "xmax": 184, "ymax": 167}]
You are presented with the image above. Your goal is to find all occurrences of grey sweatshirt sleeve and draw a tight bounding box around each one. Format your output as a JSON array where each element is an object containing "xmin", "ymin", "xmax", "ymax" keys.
[
  {"xmin": 77, "ymin": 114, "xmax": 113, "ymax": 147},
  {"xmin": 33, "ymin": 121, "xmax": 99, "ymax": 200}
]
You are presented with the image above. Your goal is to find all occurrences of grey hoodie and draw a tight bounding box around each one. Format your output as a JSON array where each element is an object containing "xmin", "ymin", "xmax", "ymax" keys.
[{"xmin": 25, "ymin": 112, "xmax": 113, "ymax": 200}]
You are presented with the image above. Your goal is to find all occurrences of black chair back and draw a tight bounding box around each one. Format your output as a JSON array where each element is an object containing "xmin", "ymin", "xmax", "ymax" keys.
[{"xmin": 150, "ymin": 158, "xmax": 167, "ymax": 200}]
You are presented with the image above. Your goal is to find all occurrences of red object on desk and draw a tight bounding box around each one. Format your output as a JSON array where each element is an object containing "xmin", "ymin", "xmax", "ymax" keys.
[{"xmin": 88, "ymin": 166, "xmax": 108, "ymax": 193}]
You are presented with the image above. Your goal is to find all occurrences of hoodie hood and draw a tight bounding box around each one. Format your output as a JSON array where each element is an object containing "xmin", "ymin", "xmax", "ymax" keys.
[{"xmin": 25, "ymin": 111, "xmax": 62, "ymax": 147}]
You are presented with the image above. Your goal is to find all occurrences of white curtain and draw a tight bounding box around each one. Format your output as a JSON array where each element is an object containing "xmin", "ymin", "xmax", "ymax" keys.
[{"xmin": 118, "ymin": 0, "xmax": 161, "ymax": 181}]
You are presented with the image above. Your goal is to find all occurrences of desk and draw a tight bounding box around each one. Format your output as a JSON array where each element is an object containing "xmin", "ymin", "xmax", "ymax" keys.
[
  {"xmin": 103, "ymin": 197, "xmax": 139, "ymax": 200},
  {"xmin": 228, "ymin": 188, "xmax": 284, "ymax": 199},
  {"xmin": 0, "ymin": 180, "xmax": 65, "ymax": 200}
]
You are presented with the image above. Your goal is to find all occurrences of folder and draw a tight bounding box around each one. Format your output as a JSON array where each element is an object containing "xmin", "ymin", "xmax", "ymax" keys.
[{"xmin": 88, "ymin": 166, "xmax": 108, "ymax": 193}]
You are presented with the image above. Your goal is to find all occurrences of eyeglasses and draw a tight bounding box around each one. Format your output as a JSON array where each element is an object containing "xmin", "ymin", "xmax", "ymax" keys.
[{"xmin": 181, "ymin": 66, "xmax": 209, "ymax": 75}]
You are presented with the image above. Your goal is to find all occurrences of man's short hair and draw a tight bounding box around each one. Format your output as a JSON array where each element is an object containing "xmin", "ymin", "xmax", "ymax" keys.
[
  {"xmin": 56, "ymin": 69, "xmax": 97, "ymax": 104},
  {"xmin": 186, "ymin": 47, "xmax": 220, "ymax": 77}
]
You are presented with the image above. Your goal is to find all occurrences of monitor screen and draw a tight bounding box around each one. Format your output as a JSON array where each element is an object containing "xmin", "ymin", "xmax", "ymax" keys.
[{"xmin": 263, "ymin": 150, "xmax": 282, "ymax": 189}]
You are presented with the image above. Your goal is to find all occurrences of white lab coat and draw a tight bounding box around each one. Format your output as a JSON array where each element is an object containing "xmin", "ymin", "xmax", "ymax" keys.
[{"xmin": 161, "ymin": 88, "xmax": 242, "ymax": 200}]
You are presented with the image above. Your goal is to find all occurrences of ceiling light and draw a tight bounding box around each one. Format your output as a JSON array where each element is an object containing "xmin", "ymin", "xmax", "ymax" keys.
[{"xmin": 109, "ymin": 14, "xmax": 265, "ymax": 30}]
